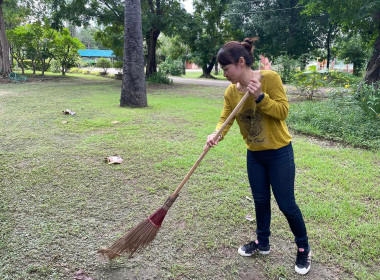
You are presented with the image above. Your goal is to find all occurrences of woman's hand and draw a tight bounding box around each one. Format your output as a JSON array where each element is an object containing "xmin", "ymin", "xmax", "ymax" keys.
[
  {"xmin": 247, "ymin": 77, "xmax": 262, "ymax": 100},
  {"xmin": 204, "ymin": 132, "xmax": 221, "ymax": 150}
]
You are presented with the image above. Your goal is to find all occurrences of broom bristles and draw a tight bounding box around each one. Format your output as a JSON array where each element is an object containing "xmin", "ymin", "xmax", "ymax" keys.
[{"xmin": 99, "ymin": 195, "xmax": 177, "ymax": 259}]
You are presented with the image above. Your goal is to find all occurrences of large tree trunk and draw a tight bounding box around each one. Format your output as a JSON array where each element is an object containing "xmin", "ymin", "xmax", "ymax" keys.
[
  {"xmin": 364, "ymin": 23, "xmax": 380, "ymax": 87},
  {"xmin": 146, "ymin": 29, "xmax": 160, "ymax": 77},
  {"xmin": 120, "ymin": 0, "xmax": 147, "ymax": 107},
  {"xmin": 200, "ymin": 57, "xmax": 216, "ymax": 79},
  {"xmin": 0, "ymin": 1, "xmax": 11, "ymax": 77}
]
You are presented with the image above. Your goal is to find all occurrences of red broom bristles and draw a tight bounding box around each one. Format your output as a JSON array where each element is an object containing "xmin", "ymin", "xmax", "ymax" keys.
[{"xmin": 99, "ymin": 195, "xmax": 177, "ymax": 259}]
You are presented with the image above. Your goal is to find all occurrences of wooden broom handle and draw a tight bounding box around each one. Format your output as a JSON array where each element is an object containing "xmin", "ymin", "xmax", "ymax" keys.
[{"xmin": 171, "ymin": 74, "xmax": 264, "ymax": 198}]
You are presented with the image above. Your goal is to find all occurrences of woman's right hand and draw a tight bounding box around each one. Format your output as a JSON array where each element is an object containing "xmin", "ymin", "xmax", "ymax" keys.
[{"xmin": 204, "ymin": 133, "xmax": 221, "ymax": 150}]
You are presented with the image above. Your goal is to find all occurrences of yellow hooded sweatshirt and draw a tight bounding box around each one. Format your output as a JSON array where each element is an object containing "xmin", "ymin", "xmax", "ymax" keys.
[{"xmin": 216, "ymin": 70, "xmax": 291, "ymax": 151}]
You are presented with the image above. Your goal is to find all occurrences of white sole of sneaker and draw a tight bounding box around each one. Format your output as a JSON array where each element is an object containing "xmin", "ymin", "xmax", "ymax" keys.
[
  {"xmin": 295, "ymin": 264, "xmax": 311, "ymax": 275},
  {"xmin": 238, "ymin": 247, "xmax": 270, "ymax": 257}
]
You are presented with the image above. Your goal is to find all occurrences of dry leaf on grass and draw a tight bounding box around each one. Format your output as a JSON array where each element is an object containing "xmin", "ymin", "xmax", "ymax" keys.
[
  {"xmin": 62, "ymin": 121, "xmax": 68, "ymax": 124},
  {"xmin": 73, "ymin": 269, "xmax": 94, "ymax": 280},
  {"xmin": 245, "ymin": 214, "xmax": 254, "ymax": 221},
  {"xmin": 63, "ymin": 109, "xmax": 76, "ymax": 115},
  {"xmin": 111, "ymin": 121, "xmax": 119, "ymax": 124},
  {"xmin": 105, "ymin": 155, "xmax": 123, "ymax": 164}
]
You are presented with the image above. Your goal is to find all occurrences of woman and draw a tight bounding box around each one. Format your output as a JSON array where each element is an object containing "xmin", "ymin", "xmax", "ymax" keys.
[{"xmin": 206, "ymin": 38, "xmax": 311, "ymax": 275}]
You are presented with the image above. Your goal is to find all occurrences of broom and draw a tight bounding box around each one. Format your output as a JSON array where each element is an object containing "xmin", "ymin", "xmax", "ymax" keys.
[{"xmin": 99, "ymin": 75, "xmax": 264, "ymax": 259}]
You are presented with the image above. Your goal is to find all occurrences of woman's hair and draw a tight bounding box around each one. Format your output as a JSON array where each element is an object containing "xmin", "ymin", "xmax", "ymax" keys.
[{"xmin": 217, "ymin": 37, "xmax": 258, "ymax": 67}]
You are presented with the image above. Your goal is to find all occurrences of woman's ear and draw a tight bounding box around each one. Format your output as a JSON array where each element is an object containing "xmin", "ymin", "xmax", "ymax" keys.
[{"xmin": 238, "ymin": 56, "xmax": 245, "ymax": 67}]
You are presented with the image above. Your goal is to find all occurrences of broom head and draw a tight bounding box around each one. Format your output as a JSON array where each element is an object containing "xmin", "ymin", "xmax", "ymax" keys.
[{"xmin": 99, "ymin": 195, "xmax": 178, "ymax": 259}]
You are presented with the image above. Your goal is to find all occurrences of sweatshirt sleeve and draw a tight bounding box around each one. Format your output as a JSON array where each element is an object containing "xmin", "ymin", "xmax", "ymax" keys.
[
  {"xmin": 215, "ymin": 91, "xmax": 235, "ymax": 140},
  {"xmin": 258, "ymin": 72, "xmax": 289, "ymax": 121}
]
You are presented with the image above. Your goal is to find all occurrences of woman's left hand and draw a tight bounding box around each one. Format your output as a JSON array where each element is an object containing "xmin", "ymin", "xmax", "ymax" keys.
[{"xmin": 247, "ymin": 77, "xmax": 262, "ymax": 101}]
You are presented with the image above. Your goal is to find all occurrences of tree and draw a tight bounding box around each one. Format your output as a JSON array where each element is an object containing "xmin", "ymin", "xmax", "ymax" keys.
[
  {"xmin": 120, "ymin": 0, "xmax": 147, "ymax": 107},
  {"xmin": 337, "ymin": 34, "xmax": 371, "ymax": 76},
  {"xmin": 52, "ymin": 28, "xmax": 85, "ymax": 75},
  {"xmin": 302, "ymin": 0, "xmax": 380, "ymax": 86},
  {"xmin": 6, "ymin": 25, "xmax": 29, "ymax": 74},
  {"xmin": 183, "ymin": 0, "xmax": 240, "ymax": 78},
  {"xmin": 0, "ymin": 0, "xmax": 11, "ymax": 76}
]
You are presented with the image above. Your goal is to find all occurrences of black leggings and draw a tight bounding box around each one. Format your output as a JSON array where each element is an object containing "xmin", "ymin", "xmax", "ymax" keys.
[{"xmin": 247, "ymin": 143, "xmax": 309, "ymax": 249}]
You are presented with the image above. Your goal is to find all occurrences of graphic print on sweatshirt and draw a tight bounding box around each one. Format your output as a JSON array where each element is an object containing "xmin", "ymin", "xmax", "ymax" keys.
[{"xmin": 239, "ymin": 109, "xmax": 264, "ymax": 143}]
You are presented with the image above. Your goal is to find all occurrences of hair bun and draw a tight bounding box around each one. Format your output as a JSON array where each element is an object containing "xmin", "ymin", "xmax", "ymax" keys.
[{"xmin": 241, "ymin": 37, "xmax": 258, "ymax": 54}]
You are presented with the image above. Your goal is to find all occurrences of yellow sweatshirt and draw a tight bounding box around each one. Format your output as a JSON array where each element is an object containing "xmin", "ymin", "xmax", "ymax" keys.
[{"xmin": 216, "ymin": 70, "xmax": 291, "ymax": 151}]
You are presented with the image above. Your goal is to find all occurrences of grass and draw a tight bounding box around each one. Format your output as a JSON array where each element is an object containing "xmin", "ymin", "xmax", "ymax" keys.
[
  {"xmin": 287, "ymin": 97, "xmax": 380, "ymax": 150},
  {"xmin": 0, "ymin": 73, "xmax": 379, "ymax": 280}
]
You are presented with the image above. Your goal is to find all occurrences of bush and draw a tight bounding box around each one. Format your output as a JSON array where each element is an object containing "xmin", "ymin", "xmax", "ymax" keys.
[
  {"xmin": 146, "ymin": 70, "xmax": 173, "ymax": 84},
  {"xmin": 49, "ymin": 60, "xmax": 61, "ymax": 73},
  {"xmin": 159, "ymin": 59, "xmax": 182, "ymax": 76},
  {"xmin": 287, "ymin": 97, "xmax": 380, "ymax": 150},
  {"xmin": 96, "ymin": 58, "xmax": 112, "ymax": 74},
  {"xmin": 294, "ymin": 66, "xmax": 326, "ymax": 100},
  {"xmin": 355, "ymin": 82, "xmax": 380, "ymax": 119},
  {"xmin": 325, "ymin": 70, "xmax": 361, "ymax": 87},
  {"xmin": 276, "ymin": 55, "xmax": 298, "ymax": 84}
]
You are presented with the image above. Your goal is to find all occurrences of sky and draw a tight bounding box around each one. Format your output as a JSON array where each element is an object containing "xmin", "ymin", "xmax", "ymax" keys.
[{"xmin": 182, "ymin": 0, "xmax": 194, "ymax": 13}]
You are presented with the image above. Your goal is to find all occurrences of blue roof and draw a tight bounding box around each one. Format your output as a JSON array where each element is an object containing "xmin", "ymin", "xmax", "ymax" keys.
[{"xmin": 78, "ymin": 49, "xmax": 116, "ymax": 58}]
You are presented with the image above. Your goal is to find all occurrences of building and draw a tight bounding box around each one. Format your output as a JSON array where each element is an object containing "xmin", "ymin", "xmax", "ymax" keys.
[{"xmin": 78, "ymin": 49, "xmax": 116, "ymax": 64}]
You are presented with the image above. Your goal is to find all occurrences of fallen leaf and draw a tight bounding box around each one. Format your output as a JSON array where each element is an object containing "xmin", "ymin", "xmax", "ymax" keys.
[
  {"xmin": 245, "ymin": 196, "xmax": 253, "ymax": 201},
  {"xmin": 105, "ymin": 155, "xmax": 123, "ymax": 164},
  {"xmin": 63, "ymin": 109, "xmax": 76, "ymax": 115},
  {"xmin": 62, "ymin": 121, "xmax": 68, "ymax": 124},
  {"xmin": 73, "ymin": 269, "xmax": 94, "ymax": 280},
  {"xmin": 111, "ymin": 121, "xmax": 119, "ymax": 124},
  {"xmin": 245, "ymin": 214, "xmax": 254, "ymax": 222}
]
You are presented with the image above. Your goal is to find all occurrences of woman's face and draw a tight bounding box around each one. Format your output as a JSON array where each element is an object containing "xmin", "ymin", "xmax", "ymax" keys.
[
  {"xmin": 221, "ymin": 63, "xmax": 241, "ymax": 84},
  {"xmin": 221, "ymin": 57, "xmax": 246, "ymax": 84}
]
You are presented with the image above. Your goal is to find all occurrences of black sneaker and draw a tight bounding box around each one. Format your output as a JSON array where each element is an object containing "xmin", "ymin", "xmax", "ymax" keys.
[
  {"xmin": 295, "ymin": 247, "xmax": 311, "ymax": 275},
  {"xmin": 238, "ymin": 240, "xmax": 270, "ymax": 256}
]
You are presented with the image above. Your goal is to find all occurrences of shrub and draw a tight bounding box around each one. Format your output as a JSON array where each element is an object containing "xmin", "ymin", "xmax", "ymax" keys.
[
  {"xmin": 159, "ymin": 59, "xmax": 182, "ymax": 76},
  {"xmin": 287, "ymin": 97, "xmax": 380, "ymax": 150},
  {"xmin": 325, "ymin": 70, "xmax": 361, "ymax": 87},
  {"xmin": 355, "ymin": 82, "xmax": 380, "ymax": 119},
  {"xmin": 146, "ymin": 70, "xmax": 173, "ymax": 84},
  {"xmin": 49, "ymin": 59, "xmax": 61, "ymax": 73},
  {"xmin": 276, "ymin": 55, "xmax": 298, "ymax": 84},
  {"xmin": 294, "ymin": 66, "xmax": 326, "ymax": 100},
  {"xmin": 96, "ymin": 58, "xmax": 112, "ymax": 74}
]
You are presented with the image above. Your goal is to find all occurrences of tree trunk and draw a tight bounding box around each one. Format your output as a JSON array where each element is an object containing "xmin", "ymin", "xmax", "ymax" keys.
[
  {"xmin": 200, "ymin": 57, "xmax": 216, "ymax": 79},
  {"xmin": 146, "ymin": 29, "xmax": 160, "ymax": 77},
  {"xmin": 364, "ymin": 23, "xmax": 380, "ymax": 87},
  {"xmin": 0, "ymin": 1, "xmax": 11, "ymax": 77},
  {"xmin": 326, "ymin": 24, "xmax": 332, "ymax": 69},
  {"xmin": 120, "ymin": 0, "xmax": 147, "ymax": 107}
]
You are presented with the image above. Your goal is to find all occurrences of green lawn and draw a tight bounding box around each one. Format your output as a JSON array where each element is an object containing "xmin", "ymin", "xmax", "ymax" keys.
[{"xmin": 0, "ymin": 74, "xmax": 379, "ymax": 280}]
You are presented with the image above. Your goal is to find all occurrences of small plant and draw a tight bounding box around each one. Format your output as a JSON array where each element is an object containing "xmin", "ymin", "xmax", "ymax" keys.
[
  {"xmin": 96, "ymin": 58, "xmax": 112, "ymax": 74},
  {"xmin": 146, "ymin": 70, "xmax": 173, "ymax": 84},
  {"xmin": 159, "ymin": 58, "xmax": 183, "ymax": 76},
  {"xmin": 276, "ymin": 55, "xmax": 298, "ymax": 84},
  {"xmin": 295, "ymin": 66, "xmax": 326, "ymax": 100},
  {"xmin": 355, "ymin": 82, "xmax": 380, "ymax": 118},
  {"xmin": 113, "ymin": 60, "xmax": 123, "ymax": 80}
]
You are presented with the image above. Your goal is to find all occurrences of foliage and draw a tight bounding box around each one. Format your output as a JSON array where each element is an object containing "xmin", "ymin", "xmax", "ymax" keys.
[
  {"xmin": 275, "ymin": 55, "xmax": 298, "ymax": 84},
  {"xmin": 226, "ymin": 0, "xmax": 326, "ymax": 60},
  {"xmin": 51, "ymin": 28, "xmax": 85, "ymax": 75},
  {"xmin": 288, "ymin": 97, "xmax": 380, "ymax": 149},
  {"xmin": 146, "ymin": 70, "xmax": 173, "ymax": 84},
  {"xmin": 181, "ymin": 0, "xmax": 241, "ymax": 77},
  {"xmin": 96, "ymin": 58, "xmax": 112, "ymax": 74},
  {"xmin": 325, "ymin": 70, "xmax": 362, "ymax": 87},
  {"xmin": 294, "ymin": 66, "xmax": 326, "ymax": 100},
  {"xmin": 159, "ymin": 58, "xmax": 182, "ymax": 76},
  {"xmin": 336, "ymin": 34, "xmax": 371, "ymax": 76},
  {"xmin": 355, "ymin": 82, "xmax": 380, "ymax": 118}
]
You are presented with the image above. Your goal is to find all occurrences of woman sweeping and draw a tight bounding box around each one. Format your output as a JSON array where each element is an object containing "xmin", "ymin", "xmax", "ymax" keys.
[{"xmin": 205, "ymin": 38, "xmax": 311, "ymax": 275}]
